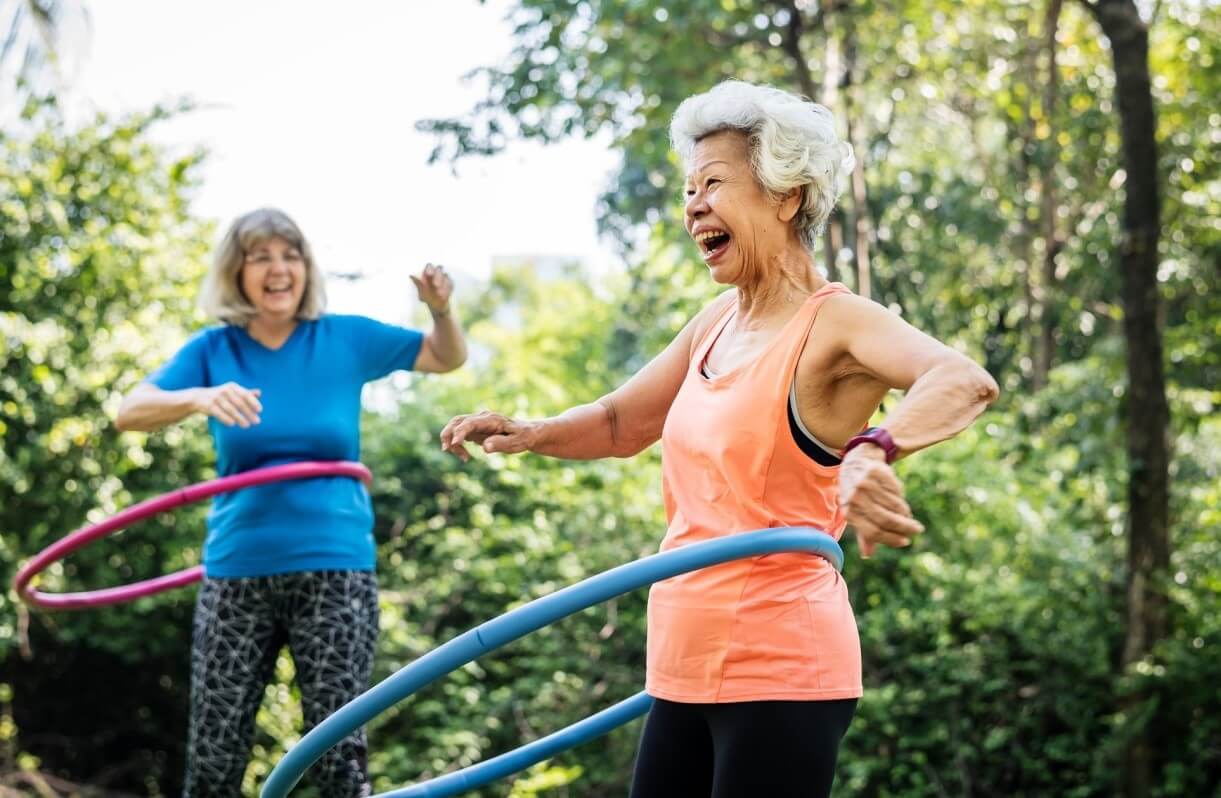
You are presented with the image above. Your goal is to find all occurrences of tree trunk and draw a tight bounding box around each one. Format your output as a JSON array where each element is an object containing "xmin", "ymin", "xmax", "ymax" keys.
[
  {"xmin": 816, "ymin": 0, "xmax": 868, "ymax": 294},
  {"xmin": 1037, "ymin": 0, "xmax": 1064, "ymax": 385},
  {"xmin": 842, "ymin": 25, "xmax": 873, "ymax": 299},
  {"xmin": 1082, "ymin": 2, "xmax": 1170, "ymax": 796}
]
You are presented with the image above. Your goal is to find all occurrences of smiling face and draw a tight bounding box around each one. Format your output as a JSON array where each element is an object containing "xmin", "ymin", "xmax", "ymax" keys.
[
  {"xmin": 683, "ymin": 130, "xmax": 798, "ymax": 286},
  {"xmin": 239, "ymin": 236, "xmax": 307, "ymax": 323}
]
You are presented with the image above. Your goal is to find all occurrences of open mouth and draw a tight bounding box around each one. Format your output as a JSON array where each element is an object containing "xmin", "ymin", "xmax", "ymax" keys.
[
  {"xmin": 695, "ymin": 229, "xmax": 732, "ymax": 260},
  {"xmin": 264, "ymin": 284, "xmax": 293, "ymax": 296}
]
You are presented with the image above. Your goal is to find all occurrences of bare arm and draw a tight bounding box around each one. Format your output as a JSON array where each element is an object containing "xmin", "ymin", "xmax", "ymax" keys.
[
  {"xmin": 115, "ymin": 382, "xmax": 263, "ymax": 432},
  {"xmin": 440, "ymin": 293, "xmax": 734, "ymax": 461},
  {"xmin": 825, "ymin": 294, "xmax": 1000, "ymax": 457},
  {"xmin": 818, "ymin": 294, "xmax": 999, "ymax": 556},
  {"xmin": 414, "ymin": 306, "xmax": 468, "ymax": 373},
  {"xmin": 411, "ymin": 263, "xmax": 468, "ymax": 373}
]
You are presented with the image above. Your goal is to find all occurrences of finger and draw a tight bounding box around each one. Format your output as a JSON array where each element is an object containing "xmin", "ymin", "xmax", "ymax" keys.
[
  {"xmin": 859, "ymin": 502, "xmax": 924, "ymax": 537},
  {"xmin": 439, "ymin": 418, "xmax": 461, "ymax": 448},
  {"xmin": 442, "ymin": 440, "xmax": 471, "ymax": 462},
  {"xmin": 454, "ymin": 414, "xmax": 506, "ymax": 447},
  {"xmin": 232, "ymin": 388, "xmax": 263, "ymax": 418},
  {"xmin": 856, "ymin": 531, "xmax": 875, "ymax": 559},
  {"xmin": 864, "ymin": 526, "xmax": 919, "ymax": 549},
  {"xmin": 242, "ymin": 389, "xmax": 264, "ymax": 413},
  {"xmin": 482, "ymin": 432, "xmax": 527, "ymax": 454},
  {"xmin": 221, "ymin": 394, "xmax": 258, "ymax": 426},
  {"xmin": 410, "ymin": 275, "xmax": 424, "ymax": 291},
  {"xmin": 440, "ymin": 415, "xmax": 477, "ymax": 448},
  {"xmin": 209, "ymin": 403, "xmax": 237, "ymax": 427},
  {"xmin": 449, "ymin": 417, "xmax": 485, "ymax": 447},
  {"xmin": 860, "ymin": 483, "xmax": 913, "ymax": 518},
  {"xmin": 219, "ymin": 397, "xmax": 251, "ymax": 428}
]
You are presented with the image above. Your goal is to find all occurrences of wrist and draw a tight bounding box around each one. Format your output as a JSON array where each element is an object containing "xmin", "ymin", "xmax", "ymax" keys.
[
  {"xmin": 525, "ymin": 419, "xmax": 549, "ymax": 452},
  {"xmin": 844, "ymin": 443, "xmax": 887, "ymax": 462},
  {"xmin": 842, "ymin": 427, "xmax": 899, "ymax": 464},
  {"xmin": 187, "ymin": 387, "xmax": 208, "ymax": 414},
  {"xmin": 428, "ymin": 304, "xmax": 451, "ymax": 318}
]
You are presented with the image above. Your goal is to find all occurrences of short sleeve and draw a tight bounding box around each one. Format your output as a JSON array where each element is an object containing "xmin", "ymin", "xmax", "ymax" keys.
[
  {"xmin": 147, "ymin": 330, "xmax": 211, "ymax": 390},
  {"xmin": 347, "ymin": 316, "xmax": 424, "ymax": 382}
]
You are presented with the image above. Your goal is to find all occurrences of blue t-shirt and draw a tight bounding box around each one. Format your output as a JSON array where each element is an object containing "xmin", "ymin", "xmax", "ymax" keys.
[{"xmin": 148, "ymin": 314, "xmax": 424, "ymax": 578}]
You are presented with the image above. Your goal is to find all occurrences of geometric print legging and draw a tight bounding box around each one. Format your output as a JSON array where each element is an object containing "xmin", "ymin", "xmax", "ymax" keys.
[{"xmin": 183, "ymin": 570, "xmax": 379, "ymax": 798}]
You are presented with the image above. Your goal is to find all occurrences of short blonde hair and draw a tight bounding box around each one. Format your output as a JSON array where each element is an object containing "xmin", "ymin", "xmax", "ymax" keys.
[
  {"xmin": 199, "ymin": 208, "xmax": 327, "ymax": 325},
  {"xmin": 670, "ymin": 80, "xmax": 854, "ymax": 250}
]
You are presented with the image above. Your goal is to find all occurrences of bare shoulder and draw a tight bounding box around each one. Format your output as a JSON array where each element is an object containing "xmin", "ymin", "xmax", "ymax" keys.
[
  {"xmin": 805, "ymin": 292, "xmax": 872, "ymax": 360},
  {"xmin": 693, "ymin": 289, "xmax": 738, "ymax": 338},
  {"xmin": 820, "ymin": 290, "xmax": 889, "ymax": 323},
  {"xmin": 672, "ymin": 289, "xmax": 737, "ymax": 361}
]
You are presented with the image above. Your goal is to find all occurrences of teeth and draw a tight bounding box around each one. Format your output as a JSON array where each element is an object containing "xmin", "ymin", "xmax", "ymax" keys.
[{"xmin": 695, "ymin": 230, "xmax": 727, "ymax": 242}]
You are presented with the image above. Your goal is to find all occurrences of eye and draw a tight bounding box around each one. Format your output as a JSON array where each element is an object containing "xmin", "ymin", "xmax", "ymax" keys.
[{"xmin": 706, "ymin": 177, "xmax": 721, "ymax": 188}]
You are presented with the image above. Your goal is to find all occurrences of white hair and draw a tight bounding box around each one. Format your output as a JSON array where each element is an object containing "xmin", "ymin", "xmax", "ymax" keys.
[
  {"xmin": 670, "ymin": 80, "xmax": 855, "ymax": 250},
  {"xmin": 199, "ymin": 208, "xmax": 327, "ymax": 325}
]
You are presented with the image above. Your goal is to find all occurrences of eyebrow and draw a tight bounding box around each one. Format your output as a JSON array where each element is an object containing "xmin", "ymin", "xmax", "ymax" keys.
[{"xmin": 686, "ymin": 160, "xmax": 732, "ymax": 181}]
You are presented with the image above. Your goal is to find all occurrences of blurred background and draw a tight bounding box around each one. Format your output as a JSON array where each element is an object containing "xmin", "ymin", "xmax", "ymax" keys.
[{"xmin": 0, "ymin": 0, "xmax": 1216, "ymax": 796}]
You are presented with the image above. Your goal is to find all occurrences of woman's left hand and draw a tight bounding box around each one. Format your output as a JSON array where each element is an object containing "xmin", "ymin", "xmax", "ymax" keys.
[
  {"xmin": 411, "ymin": 263, "xmax": 454, "ymax": 314},
  {"xmin": 838, "ymin": 446, "xmax": 924, "ymax": 558}
]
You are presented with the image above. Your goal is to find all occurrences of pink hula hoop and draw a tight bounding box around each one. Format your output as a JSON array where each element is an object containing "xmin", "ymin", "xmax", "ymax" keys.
[{"xmin": 13, "ymin": 461, "xmax": 373, "ymax": 611}]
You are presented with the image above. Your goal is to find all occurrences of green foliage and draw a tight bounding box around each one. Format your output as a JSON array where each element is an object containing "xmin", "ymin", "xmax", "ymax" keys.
[
  {"xmin": 0, "ymin": 98, "xmax": 215, "ymax": 790},
  {"xmin": 1, "ymin": 1, "xmax": 1217, "ymax": 796}
]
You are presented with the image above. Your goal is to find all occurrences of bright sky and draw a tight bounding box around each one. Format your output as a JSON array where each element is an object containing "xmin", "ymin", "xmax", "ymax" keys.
[{"xmin": 68, "ymin": 0, "xmax": 622, "ymax": 325}]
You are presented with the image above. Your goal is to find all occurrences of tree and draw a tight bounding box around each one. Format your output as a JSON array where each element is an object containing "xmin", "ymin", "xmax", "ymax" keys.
[
  {"xmin": 0, "ymin": 99, "xmax": 214, "ymax": 792},
  {"xmin": 1076, "ymin": 1, "xmax": 1170, "ymax": 795},
  {"xmin": 0, "ymin": 0, "xmax": 90, "ymax": 109}
]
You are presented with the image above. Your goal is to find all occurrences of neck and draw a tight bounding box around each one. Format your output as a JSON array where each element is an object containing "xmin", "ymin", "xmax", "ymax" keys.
[
  {"xmin": 734, "ymin": 242, "xmax": 826, "ymax": 326},
  {"xmin": 246, "ymin": 314, "xmax": 298, "ymax": 349}
]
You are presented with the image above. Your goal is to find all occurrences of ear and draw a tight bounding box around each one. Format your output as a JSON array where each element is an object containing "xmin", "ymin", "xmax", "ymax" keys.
[{"xmin": 777, "ymin": 187, "xmax": 802, "ymax": 224}]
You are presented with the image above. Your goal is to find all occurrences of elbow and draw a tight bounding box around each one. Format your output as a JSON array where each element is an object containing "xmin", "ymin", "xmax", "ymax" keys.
[
  {"xmin": 957, "ymin": 357, "xmax": 999, "ymax": 408},
  {"xmin": 437, "ymin": 351, "xmax": 467, "ymax": 374},
  {"xmin": 974, "ymin": 365, "xmax": 1000, "ymax": 407}
]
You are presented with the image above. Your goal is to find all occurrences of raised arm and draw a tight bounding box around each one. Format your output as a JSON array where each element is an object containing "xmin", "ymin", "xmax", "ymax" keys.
[
  {"xmin": 411, "ymin": 263, "xmax": 467, "ymax": 373},
  {"xmin": 440, "ymin": 293, "xmax": 733, "ymax": 462}
]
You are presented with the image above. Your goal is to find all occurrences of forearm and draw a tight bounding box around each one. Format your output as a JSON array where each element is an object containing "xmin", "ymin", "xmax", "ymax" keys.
[
  {"xmin": 425, "ymin": 308, "xmax": 467, "ymax": 370},
  {"xmin": 115, "ymin": 386, "xmax": 203, "ymax": 432},
  {"xmin": 530, "ymin": 397, "xmax": 655, "ymax": 460},
  {"xmin": 878, "ymin": 358, "xmax": 999, "ymax": 458}
]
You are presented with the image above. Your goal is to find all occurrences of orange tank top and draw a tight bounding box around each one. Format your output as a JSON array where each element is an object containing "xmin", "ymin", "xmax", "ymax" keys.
[{"xmin": 646, "ymin": 282, "xmax": 863, "ymax": 703}]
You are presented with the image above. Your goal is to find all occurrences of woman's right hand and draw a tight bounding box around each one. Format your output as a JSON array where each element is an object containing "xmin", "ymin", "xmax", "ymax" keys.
[
  {"xmin": 440, "ymin": 411, "xmax": 541, "ymax": 462},
  {"xmin": 194, "ymin": 382, "xmax": 263, "ymax": 428}
]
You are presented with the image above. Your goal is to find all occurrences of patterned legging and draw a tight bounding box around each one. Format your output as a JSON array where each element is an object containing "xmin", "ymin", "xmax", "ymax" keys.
[{"xmin": 183, "ymin": 570, "xmax": 379, "ymax": 798}]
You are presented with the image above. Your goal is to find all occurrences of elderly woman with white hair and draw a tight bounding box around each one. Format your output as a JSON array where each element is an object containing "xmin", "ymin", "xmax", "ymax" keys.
[
  {"xmin": 441, "ymin": 81, "xmax": 998, "ymax": 797},
  {"xmin": 116, "ymin": 208, "xmax": 467, "ymax": 796}
]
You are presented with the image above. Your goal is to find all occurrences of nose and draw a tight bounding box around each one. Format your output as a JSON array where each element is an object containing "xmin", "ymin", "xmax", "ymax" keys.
[{"xmin": 684, "ymin": 189, "xmax": 708, "ymax": 227}]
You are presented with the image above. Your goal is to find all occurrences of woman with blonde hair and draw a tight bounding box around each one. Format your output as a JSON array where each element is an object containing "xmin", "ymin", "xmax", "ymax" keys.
[
  {"xmin": 441, "ymin": 81, "xmax": 998, "ymax": 797},
  {"xmin": 117, "ymin": 208, "xmax": 467, "ymax": 796}
]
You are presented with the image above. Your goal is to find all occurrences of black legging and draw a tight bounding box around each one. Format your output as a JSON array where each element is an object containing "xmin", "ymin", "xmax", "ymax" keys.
[
  {"xmin": 629, "ymin": 697, "xmax": 858, "ymax": 798},
  {"xmin": 183, "ymin": 571, "xmax": 379, "ymax": 797}
]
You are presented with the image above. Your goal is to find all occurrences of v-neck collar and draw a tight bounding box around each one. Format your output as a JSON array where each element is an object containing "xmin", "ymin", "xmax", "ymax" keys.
[{"xmin": 239, "ymin": 320, "xmax": 305, "ymax": 353}]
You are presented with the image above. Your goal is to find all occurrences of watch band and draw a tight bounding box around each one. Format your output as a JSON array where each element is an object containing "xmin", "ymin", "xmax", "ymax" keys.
[{"xmin": 842, "ymin": 427, "xmax": 899, "ymax": 464}]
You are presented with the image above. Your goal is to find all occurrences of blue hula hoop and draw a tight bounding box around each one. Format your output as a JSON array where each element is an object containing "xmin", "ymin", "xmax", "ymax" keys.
[{"xmin": 261, "ymin": 526, "xmax": 845, "ymax": 798}]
